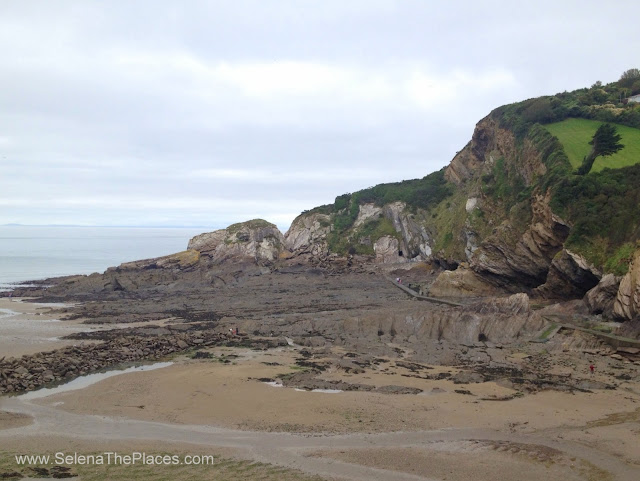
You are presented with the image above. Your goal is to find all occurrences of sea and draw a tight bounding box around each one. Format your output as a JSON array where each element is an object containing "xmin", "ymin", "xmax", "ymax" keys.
[{"xmin": 0, "ymin": 225, "xmax": 209, "ymax": 291}]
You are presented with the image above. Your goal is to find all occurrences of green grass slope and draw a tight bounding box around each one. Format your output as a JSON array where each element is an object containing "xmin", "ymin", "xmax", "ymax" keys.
[{"xmin": 545, "ymin": 118, "xmax": 640, "ymax": 172}]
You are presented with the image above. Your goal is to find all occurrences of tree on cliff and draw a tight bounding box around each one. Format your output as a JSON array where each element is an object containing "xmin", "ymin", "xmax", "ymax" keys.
[{"xmin": 577, "ymin": 123, "xmax": 624, "ymax": 175}]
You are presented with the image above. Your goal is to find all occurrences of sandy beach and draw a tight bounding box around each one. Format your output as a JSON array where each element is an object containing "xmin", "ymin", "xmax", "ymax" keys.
[{"xmin": 2, "ymin": 341, "xmax": 639, "ymax": 481}]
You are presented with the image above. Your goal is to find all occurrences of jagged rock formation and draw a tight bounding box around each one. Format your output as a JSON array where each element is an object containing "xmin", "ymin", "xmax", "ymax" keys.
[
  {"xmin": 614, "ymin": 249, "xmax": 640, "ymax": 320},
  {"xmin": 383, "ymin": 202, "xmax": 433, "ymax": 260},
  {"xmin": 470, "ymin": 193, "xmax": 571, "ymax": 290},
  {"xmin": 271, "ymin": 110, "xmax": 635, "ymax": 303},
  {"xmin": 445, "ymin": 116, "xmax": 546, "ymax": 186},
  {"xmin": 285, "ymin": 212, "xmax": 331, "ymax": 251},
  {"xmin": 188, "ymin": 219, "xmax": 285, "ymax": 264},
  {"xmin": 373, "ymin": 236, "xmax": 402, "ymax": 264},
  {"xmin": 284, "ymin": 202, "xmax": 433, "ymax": 265},
  {"xmin": 535, "ymin": 249, "xmax": 602, "ymax": 299},
  {"xmin": 584, "ymin": 274, "xmax": 621, "ymax": 318}
]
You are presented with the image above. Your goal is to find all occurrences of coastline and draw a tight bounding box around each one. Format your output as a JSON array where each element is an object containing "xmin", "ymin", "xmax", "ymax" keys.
[{"xmin": 1, "ymin": 269, "xmax": 639, "ymax": 480}]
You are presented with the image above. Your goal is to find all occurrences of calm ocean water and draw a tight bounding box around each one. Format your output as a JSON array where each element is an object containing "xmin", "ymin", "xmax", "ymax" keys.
[{"xmin": 0, "ymin": 226, "xmax": 208, "ymax": 290}]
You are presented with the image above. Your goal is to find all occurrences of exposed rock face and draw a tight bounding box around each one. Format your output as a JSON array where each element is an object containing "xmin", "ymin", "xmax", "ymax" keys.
[
  {"xmin": 465, "ymin": 197, "xmax": 479, "ymax": 212},
  {"xmin": 470, "ymin": 292, "xmax": 530, "ymax": 315},
  {"xmin": 614, "ymin": 249, "xmax": 640, "ymax": 320},
  {"xmin": 445, "ymin": 117, "xmax": 510, "ymax": 185},
  {"xmin": 471, "ymin": 193, "xmax": 571, "ymax": 289},
  {"xmin": 188, "ymin": 219, "xmax": 285, "ymax": 264},
  {"xmin": 584, "ymin": 274, "xmax": 621, "ymax": 317},
  {"xmin": 383, "ymin": 202, "xmax": 432, "ymax": 260},
  {"xmin": 284, "ymin": 212, "xmax": 332, "ymax": 251},
  {"xmin": 617, "ymin": 319, "xmax": 640, "ymax": 339},
  {"xmin": 353, "ymin": 204, "xmax": 382, "ymax": 228},
  {"xmin": 446, "ymin": 115, "xmax": 547, "ymax": 187},
  {"xmin": 285, "ymin": 202, "xmax": 434, "ymax": 265},
  {"xmin": 445, "ymin": 142, "xmax": 479, "ymax": 185},
  {"xmin": 428, "ymin": 268, "xmax": 498, "ymax": 297},
  {"xmin": 373, "ymin": 236, "xmax": 401, "ymax": 264},
  {"xmin": 536, "ymin": 250, "xmax": 602, "ymax": 299}
]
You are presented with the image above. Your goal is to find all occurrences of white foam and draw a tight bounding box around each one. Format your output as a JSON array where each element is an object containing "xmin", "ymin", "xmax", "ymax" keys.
[{"xmin": 264, "ymin": 381, "xmax": 283, "ymax": 388}]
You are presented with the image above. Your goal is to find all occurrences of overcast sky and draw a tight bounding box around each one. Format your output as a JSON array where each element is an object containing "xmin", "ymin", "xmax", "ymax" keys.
[{"xmin": 1, "ymin": 0, "xmax": 638, "ymax": 231}]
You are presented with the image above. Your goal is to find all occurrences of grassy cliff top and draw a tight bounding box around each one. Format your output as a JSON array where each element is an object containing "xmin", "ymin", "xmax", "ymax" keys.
[{"xmin": 545, "ymin": 118, "xmax": 640, "ymax": 172}]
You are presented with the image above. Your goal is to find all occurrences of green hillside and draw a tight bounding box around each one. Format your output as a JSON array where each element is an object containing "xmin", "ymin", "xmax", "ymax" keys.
[
  {"xmin": 545, "ymin": 118, "xmax": 640, "ymax": 172},
  {"xmin": 302, "ymin": 71, "xmax": 640, "ymax": 274}
]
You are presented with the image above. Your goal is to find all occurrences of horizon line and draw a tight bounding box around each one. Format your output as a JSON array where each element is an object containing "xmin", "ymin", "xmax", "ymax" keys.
[{"xmin": 1, "ymin": 223, "xmax": 216, "ymax": 228}]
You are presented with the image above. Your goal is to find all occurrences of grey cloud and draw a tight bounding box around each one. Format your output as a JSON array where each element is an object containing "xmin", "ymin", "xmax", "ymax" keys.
[{"xmin": 1, "ymin": 0, "xmax": 639, "ymax": 230}]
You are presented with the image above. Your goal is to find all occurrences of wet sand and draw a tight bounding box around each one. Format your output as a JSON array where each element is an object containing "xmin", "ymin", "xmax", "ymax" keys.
[
  {"xmin": 0, "ymin": 298, "xmax": 176, "ymax": 359},
  {"xmin": 0, "ymin": 298, "xmax": 90, "ymax": 358},
  {"xmin": 2, "ymin": 345, "xmax": 638, "ymax": 481}
]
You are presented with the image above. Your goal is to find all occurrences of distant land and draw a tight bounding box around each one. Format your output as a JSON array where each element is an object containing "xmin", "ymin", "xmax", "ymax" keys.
[{"xmin": 1, "ymin": 223, "xmax": 215, "ymax": 228}]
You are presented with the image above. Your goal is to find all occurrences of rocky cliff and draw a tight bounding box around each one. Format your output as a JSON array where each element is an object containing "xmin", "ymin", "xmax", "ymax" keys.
[
  {"xmin": 273, "ymin": 100, "xmax": 639, "ymax": 318},
  {"xmin": 279, "ymin": 114, "xmax": 577, "ymax": 293}
]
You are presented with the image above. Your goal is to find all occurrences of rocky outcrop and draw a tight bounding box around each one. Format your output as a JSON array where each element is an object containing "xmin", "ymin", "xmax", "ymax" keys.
[
  {"xmin": 0, "ymin": 328, "xmax": 288, "ymax": 394},
  {"xmin": 614, "ymin": 249, "xmax": 640, "ymax": 320},
  {"xmin": 353, "ymin": 204, "xmax": 382, "ymax": 228},
  {"xmin": 428, "ymin": 268, "xmax": 498, "ymax": 297},
  {"xmin": 470, "ymin": 193, "xmax": 571, "ymax": 289},
  {"xmin": 188, "ymin": 219, "xmax": 285, "ymax": 264},
  {"xmin": 382, "ymin": 202, "xmax": 432, "ymax": 260},
  {"xmin": 117, "ymin": 250, "xmax": 200, "ymax": 271},
  {"xmin": 285, "ymin": 202, "xmax": 433, "ymax": 265},
  {"xmin": 444, "ymin": 115, "xmax": 504, "ymax": 185},
  {"xmin": 446, "ymin": 115, "xmax": 546, "ymax": 187},
  {"xmin": 285, "ymin": 212, "xmax": 332, "ymax": 251},
  {"xmin": 535, "ymin": 250, "xmax": 602, "ymax": 299},
  {"xmin": 445, "ymin": 142, "xmax": 482, "ymax": 185},
  {"xmin": 373, "ymin": 236, "xmax": 401, "ymax": 264},
  {"xmin": 0, "ymin": 330, "xmax": 223, "ymax": 394},
  {"xmin": 584, "ymin": 274, "xmax": 621, "ymax": 317},
  {"xmin": 467, "ymin": 292, "xmax": 531, "ymax": 315}
]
